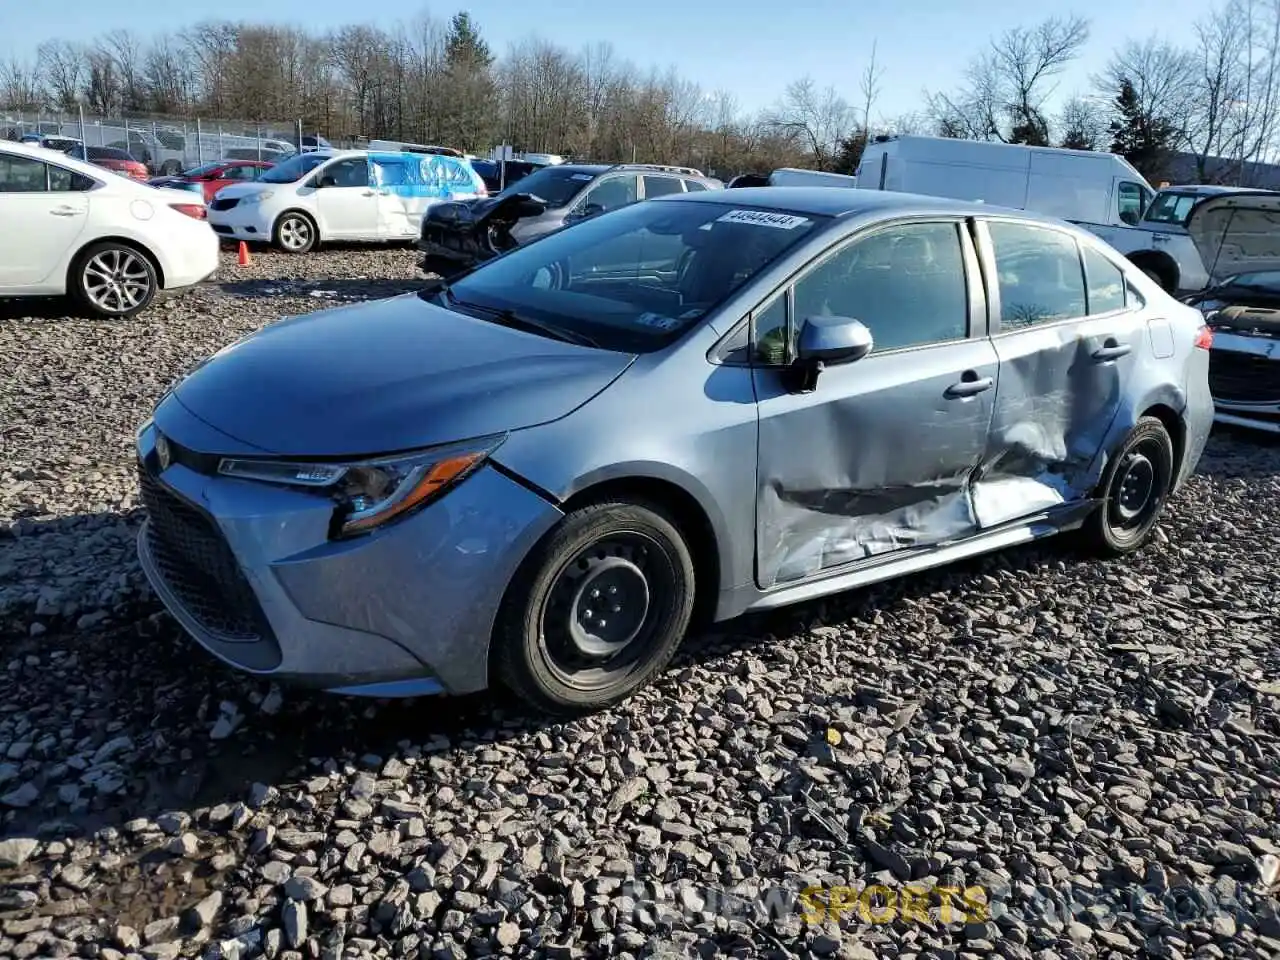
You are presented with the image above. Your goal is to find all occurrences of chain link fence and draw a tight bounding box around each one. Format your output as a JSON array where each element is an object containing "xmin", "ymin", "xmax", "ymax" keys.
[{"xmin": 0, "ymin": 109, "xmax": 334, "ymax": 174}]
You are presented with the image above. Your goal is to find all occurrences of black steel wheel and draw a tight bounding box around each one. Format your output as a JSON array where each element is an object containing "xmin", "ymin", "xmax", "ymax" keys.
[
  {"xmin": 494, "ymin": 499, "xmax": 696, "ymax": 715},
  {"xmin": 1080, "ymin": 416, "xmax": 1175, "ymax": 555}
]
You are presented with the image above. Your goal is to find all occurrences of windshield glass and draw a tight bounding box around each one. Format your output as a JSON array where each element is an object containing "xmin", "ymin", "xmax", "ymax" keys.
[
  {"xmin": 182, "ymin": 162, "xmax": 224, "ymax": 177},
  {"xmin": 446, "ymin": 199, "xmax": 826, "ymax": 353},
  {"xmin": 1221, "ymin": 270, "xmax": 1280, "ymax": 291},
  {"xmin": 260, "ymin": 152, "xmax": 328, "ymax": 183},
  {"xmin": 1144, "ymin": 191, "xmax": 1202, "ymax": 226},
  {"xmin": 495, "ymin": 166, "xmax": 598, "ymax": 206}
]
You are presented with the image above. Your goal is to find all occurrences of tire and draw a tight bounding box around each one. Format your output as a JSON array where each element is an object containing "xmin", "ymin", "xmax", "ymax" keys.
[
  {"xmin": 1079, "ymin": 416, "xmax": 1175, "ymax": 556},
  {"xmin": 160, "ymin": 160, "xmax": 181, "ymax": 176},
  {"xmin": 70, "ymin": 241, "xmax": 159, "ymax": 318},
  {"xmin": 273, "ymin": 211, "xmax": 317, "ymax": 254},
  {"xmin": 493, "ymin": 499, "xmax": 697, "ymax": 715}
]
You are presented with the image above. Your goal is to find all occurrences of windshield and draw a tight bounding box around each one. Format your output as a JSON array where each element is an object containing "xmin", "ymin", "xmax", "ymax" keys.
[
  {"xmin": 495, "ymin": 166, "xmax": 598, "ymax": 206},
  {"xmin": 1144, "ymin": 191, "xmax": 1202, "ymax": 227},
  {"xmin": 1219, "ymin": 271, "xmax": 1280, "ymax": 292},
  {"xmin": 260, "ymin": 152, "xmax": 328, "ymax": 183},
  {"xmin": 181, "ymin": 162, "xmax": 224, "ymax": 177},
  {"xmin": 446, "ymin": 199, "xmax": 826, "ymax": 352}
]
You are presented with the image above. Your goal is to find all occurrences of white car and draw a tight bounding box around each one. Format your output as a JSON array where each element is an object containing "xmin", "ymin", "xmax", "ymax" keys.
[
  {"xmin": 0, "ymin": 141, "xmax": 219, "ymax": 318},
  {"xmin": 207, "ymin": 149, "xmax": 488, "ymax": 254}
]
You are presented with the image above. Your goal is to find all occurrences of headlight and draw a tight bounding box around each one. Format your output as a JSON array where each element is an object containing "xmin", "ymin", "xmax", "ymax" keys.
[
  {"xmin": 240, "ymin": 190, "xmax": 274, "ymax": 205},
  {"xmin": 217, "ymin": 436, "xmax": 503, "ymax": 538}
]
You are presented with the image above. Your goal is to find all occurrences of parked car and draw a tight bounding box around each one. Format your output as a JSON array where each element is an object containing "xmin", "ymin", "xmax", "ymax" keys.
[
  {"xmin": 0, "ymin": 141, "xmax": 219, "ymax": 317},
  {"xmin": 84, "ymin": 146, "xmax": 149, "ymax": 182},
  {"xmin": 418, "ymin": 162, "xmax": 723, "ymax": 276},
  {"xmin": 22, "ymin": 134, "xmax": 86, "ymax": 158},
  {"xmin": 207, "ymin": 149, "xmax": 487, "ymax": 253},
  {"xmin": 469, "ymin": 158, "xmax": 542, "ymax": 194},
  {"xmin": 135, "ymin": 188, "xmax": 1212, "ymax": 713},
  {"xmin": 149, "ymin": 159, "xmax": 273, "ymax": 203},
  {"xmin": 1178, "ymin": 189, "xmax": 1280, "ymax": 433}
]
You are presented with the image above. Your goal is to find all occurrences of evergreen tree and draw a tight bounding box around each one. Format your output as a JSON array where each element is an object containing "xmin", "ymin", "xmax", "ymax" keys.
[
  {"xmin": 1109, "ymin": 78, "xmax": 1179, "ymax": 180},
  {"xmin": 439, "ymin": 12, "xmax": 497, "ymax": 152}
]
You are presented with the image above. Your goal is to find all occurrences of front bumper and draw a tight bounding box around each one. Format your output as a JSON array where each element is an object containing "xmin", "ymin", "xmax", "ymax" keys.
[
  {"xmin": 1208, "ymin": 335, "xmax": 1280, "ymax": 434},
  {"xmin": 208, "ymin": 202, "xmax": 275, "ymax": 243},
  {"xmin": 134, "ymin": 423, "xmax": 563, "ymax": 696}
]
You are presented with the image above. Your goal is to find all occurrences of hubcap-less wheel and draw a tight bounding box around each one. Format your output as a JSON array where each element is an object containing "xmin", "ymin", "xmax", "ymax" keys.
[
  {"xmin": 539, "ymin": 533, "xmax": 671, "ymax": 692},
  {"xmin": 279, "ymin": 216, "xmax": 312, "ymax": 252},
  {"xmin": 83, "ymin": 248, "xmax": 152, "ymax": 314},
  {"xmin": 1105, "ymin": 438, "xmax": 1166, "ymax": 539}
]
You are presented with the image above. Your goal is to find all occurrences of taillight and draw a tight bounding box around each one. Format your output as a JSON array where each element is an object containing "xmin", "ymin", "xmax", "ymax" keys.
[
  {"xmin": 1194, "ymin": 325, "xmax": 1213, "ymax": 350},
  {"xmin": 170, "ymin": 203, "xmax": 207, "ymax": 220}
]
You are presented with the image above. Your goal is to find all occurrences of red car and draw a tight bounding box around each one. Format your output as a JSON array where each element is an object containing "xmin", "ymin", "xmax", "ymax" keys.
[
  {"xmin": 148, "ymin": 160, "xmax": 274, "ymax": 203},
  {"xmin": 85, "ymin": 146, "xmax": 150, "ymax": 181}
]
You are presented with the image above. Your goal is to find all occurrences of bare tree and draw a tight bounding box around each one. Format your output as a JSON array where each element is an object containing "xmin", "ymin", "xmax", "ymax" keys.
[
  {"xmin": 928, "ymin": 15, "xmax": 1090, "ymax": 143},
  {"xmin": 0, "ymin": 57, "xmax": 43, "ymax": 112},
  {"xmin": 1057, "ymin": 95, "xmax": 1107, "ymax": 149},
  {"xmin": 766, "ymin": 76, "xmax": 852, "ymax": 169},
  {"xmin": 37, "ymin": 40, "xmax": 85, "ymax": 112},
  {"xmin": 859, "ymin": 41, "xmax": 883, "ymax": 136}
]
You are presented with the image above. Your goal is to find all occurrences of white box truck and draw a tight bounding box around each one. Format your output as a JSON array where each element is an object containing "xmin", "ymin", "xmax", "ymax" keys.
[{"xmin": 855, "ymin": 135, "xmax": 1210, "ymax": 293}]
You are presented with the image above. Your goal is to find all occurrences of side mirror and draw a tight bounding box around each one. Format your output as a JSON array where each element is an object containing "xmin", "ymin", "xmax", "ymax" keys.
[
  {"xmin": 569, "ymin": 201, "xmax": 605, "ymax": 221},
  {"xmin": 317, "ymin": 174, "xmax": 338, "ymax": 188},
  {"xmin": 1120, "ymin": 210, "xmax": 1139, "ymax": 226},
  {"xmin": 788, "ymin": 316, "xmax": 873, "ymax": 392}
]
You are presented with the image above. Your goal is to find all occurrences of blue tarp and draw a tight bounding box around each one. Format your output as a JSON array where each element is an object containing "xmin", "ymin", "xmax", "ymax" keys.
[{"xmin": 369, "ymin": 151, "xmax": 481, "ymax": 199}]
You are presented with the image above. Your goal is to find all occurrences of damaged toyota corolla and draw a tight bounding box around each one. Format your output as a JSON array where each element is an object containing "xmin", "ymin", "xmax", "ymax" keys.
[{"xmin": 135, "ymin": 188, "xmax": 1214, "ymax": 715}]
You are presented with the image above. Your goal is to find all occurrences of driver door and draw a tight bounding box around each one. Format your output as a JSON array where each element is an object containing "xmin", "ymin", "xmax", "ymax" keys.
[
  {"xmin": 750, "ymin": 219, "xmax": 1000, "ymax": 587},
  {"xmin": 314, "ymin": 157, "xmax": 379, "ymax": 239}
]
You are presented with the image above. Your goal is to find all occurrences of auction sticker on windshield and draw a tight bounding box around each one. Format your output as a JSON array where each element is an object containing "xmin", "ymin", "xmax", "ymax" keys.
[{"xmin": 716, "ymin": 209, "xmax": 810, "ymax": 229}]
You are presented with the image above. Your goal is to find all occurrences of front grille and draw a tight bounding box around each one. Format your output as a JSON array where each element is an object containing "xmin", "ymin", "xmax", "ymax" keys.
[
  {"xmin": 138, "ymin": 463, "xmax": 273, "ymax": 643},
  {"xmin": 210, "ymin": 197, "xmax": 239, "ymax": 212},
  {"xmin": 1209, "ymin": 349, "xmax": 1280, "ymax": 404}
]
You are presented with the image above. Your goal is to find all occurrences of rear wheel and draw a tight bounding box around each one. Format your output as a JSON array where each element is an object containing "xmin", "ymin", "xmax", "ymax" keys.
[
  {"xmin": 493, "ymin": 500, "xmax": 696, "ymax": 715},
  {"xmin": 273, "ymin": 211, "xmax": 316, "ymax": 253},
  {"xmin": 70, "ymin": 242, "xmax": 158, "ymax": 318},
  {"xmin": 1079, "ymin": 416, "xmax": 1175, "ymax": 555}
]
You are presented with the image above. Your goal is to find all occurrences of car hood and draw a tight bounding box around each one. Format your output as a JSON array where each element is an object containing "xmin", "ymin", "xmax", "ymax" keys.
[
  {"xmin": 1188, "ymin": 191, "xmax": 1280, "ymax": 282},
  {"xmin": 214, "ymin": 182, "xmax": 275, "ymax": 201},
  {"xmin": 169, "ymin": 293, "xmax": 635, "ymax": 457}
]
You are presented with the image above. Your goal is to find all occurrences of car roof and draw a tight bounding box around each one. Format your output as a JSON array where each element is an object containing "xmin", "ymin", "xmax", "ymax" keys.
[
  {"xmin": 0, "ymin": 140, "xmax": 115, "ymax": 178},
  {"xmin": 658, "ymin": 185, "xmax": 1052, "ymax": 221}
]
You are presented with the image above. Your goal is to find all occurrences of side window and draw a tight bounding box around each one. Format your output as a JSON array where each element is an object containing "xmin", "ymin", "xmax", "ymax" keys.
[
  {"xmin": 585, "ymin": 175, "xmax": 638, "ymax": 212},
  {"xmin": 48, "ymin": 165, "xmax": 95, "ymax": 192},
  {"xmin": 1082, "ymin": 244, "xmax": 1127, "ymax": 315},
  {"xmin": 643, "ymin": 175, "xmax": 684, "ymax": 198},
  {"xmin": 683, "ymin": 179, "xmax": 709, "ymax": 192},
  {"xmin": 788, "ymin": 221, "xmax": 970, "ymax": 354},
  {"xmin": 987, "ymin": 221, "xmax": 1087, "ymax": 329},
  {"xmin": 0, "ymin": 154, "xmax": 48, "ymax": 192},
  {"xmin": 322, "ymin": 158, "xmax": 370, "ymax": 188},
  {"xmin": 752, "ymin": 294, "xmax": 789, "ymax": 365},
  {"xmin": 1117, "ymin": 181, "xmax": 1146, "ymax": 225}
]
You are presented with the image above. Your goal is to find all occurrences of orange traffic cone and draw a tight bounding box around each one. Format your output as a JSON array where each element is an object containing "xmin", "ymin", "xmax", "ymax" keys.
[{"xmin": 237, "ymin": 241, "xmax": 252, "ymax": 267}]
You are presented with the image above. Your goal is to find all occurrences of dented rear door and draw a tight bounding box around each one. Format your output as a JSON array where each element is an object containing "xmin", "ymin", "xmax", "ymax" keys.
[
  {"xmin": 975, "ymin": 218, "xmax": 1140, "ymax": 525},
  {"xmin": 750, "ymin": 218, "xmax": 999, "ymax": 588}
]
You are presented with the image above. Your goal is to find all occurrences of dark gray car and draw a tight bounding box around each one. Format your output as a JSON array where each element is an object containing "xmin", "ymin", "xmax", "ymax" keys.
[
  {"xmin": 418, "ymin": 162, "xmax": 723, "ymax": 275},
  {"xmin": 136, "ymin": 188, "xmax": 1214, "ymax": 715}
]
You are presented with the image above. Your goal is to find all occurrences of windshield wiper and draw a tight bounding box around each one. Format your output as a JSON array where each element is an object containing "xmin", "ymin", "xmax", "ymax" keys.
[{"xmin": 445, "ymin": 291, "xmax": 601, "ymax": 348}]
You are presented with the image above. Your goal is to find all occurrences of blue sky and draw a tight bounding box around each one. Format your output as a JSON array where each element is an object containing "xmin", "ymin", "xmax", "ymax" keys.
[{"xmin": 4, "ymin": 0, "xmax": 1210, "ymax": 119}]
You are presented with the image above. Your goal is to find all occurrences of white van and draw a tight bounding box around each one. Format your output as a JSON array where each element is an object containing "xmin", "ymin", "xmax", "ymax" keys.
[
  {"xmin": 206, "ymin": 149, "xmax": 487, "ymax": 253},
  {"xmin": 856, "ymin": 135, "xmax": 1154, "ymax": 226},
  {"xmin": 854, "ymin": 135, "xmax": 1216, "ymax": 292}
]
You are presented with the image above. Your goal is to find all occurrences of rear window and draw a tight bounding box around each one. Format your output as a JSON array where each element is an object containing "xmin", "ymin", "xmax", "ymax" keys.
[{"xmin": 89, "ymin": 147, "xmax": 133, "ymax": 160}]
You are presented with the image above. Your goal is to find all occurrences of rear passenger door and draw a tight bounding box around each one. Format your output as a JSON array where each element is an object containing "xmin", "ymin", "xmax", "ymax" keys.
[{"xmin": 976, "ymin": 218, "xmax": 1145, "ymax": 526}]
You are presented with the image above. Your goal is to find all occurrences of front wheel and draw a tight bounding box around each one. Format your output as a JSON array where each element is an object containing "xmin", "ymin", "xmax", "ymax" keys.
[
  {"xmin": 1079, "ymin": 416, "xmax": 1175, "ymax": 555},
  {"xmin": 493, "ymin": 500, "xmax": 696, "ymax": 715},
  {"xmin": 273, "ymin": 212, "xmax": 316, "ymax": 254}
]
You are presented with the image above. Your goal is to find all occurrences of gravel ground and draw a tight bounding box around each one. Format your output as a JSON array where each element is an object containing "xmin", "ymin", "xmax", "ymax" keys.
[{"xmin": 1, "ymin": 245, "xmax": 1279, "ymax": 960}]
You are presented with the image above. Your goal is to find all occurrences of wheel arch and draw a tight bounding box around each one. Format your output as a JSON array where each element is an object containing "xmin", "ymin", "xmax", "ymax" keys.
[
  {"xmin": 1127, "ymin": 250, "xmax": 1180, "ymax": 292},
  {"xmin": 67, "ymin": 235, "xmax": 165, "ymax": 291},
  {"xmin": 274, "ymin": 207, "xmax": 321, "ymax": 244}
]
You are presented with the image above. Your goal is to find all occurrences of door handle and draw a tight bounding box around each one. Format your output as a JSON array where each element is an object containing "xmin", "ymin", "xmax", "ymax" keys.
[
  {"xmin": 945, "ymin": 375, "xmax": 994, "ymax": 399},
  {"xmin": 1092, "ymin": 341, "xmax": 1132, "ymax": 361},
  {"xmin": 50, "ymin": 207, "xmax": 82, "ymax": 216}
]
